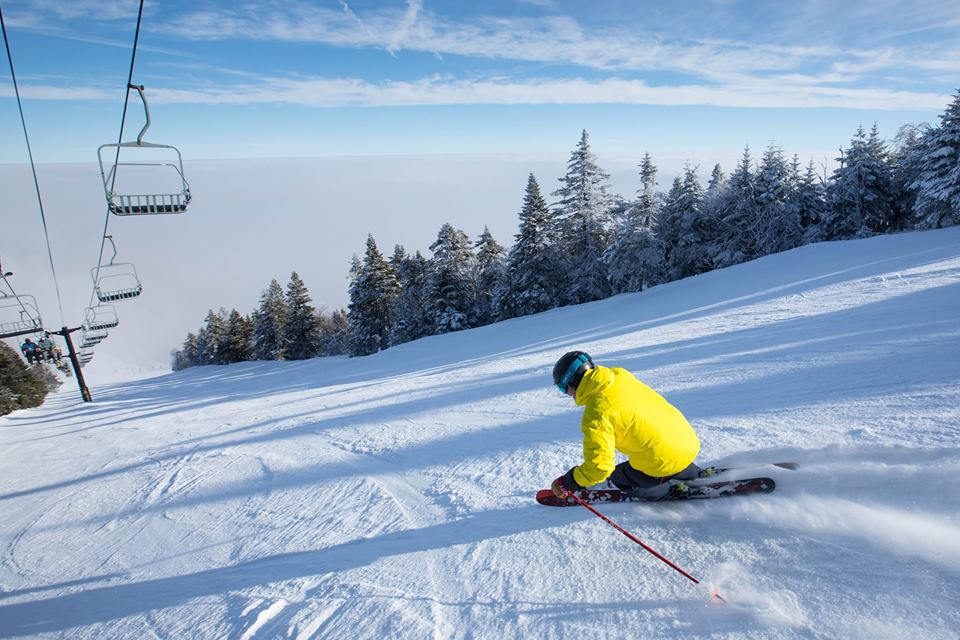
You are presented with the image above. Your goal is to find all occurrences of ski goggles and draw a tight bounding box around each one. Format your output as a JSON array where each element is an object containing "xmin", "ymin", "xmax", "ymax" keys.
[{"xmin": 556, "ymin": 353, "xmax": 591, "ymax": 392}]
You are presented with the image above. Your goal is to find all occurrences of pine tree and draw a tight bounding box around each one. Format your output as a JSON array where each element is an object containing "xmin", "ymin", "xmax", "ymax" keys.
[
  {"xmin": 175, "ymin": 332, "xmax": 199, "ymax": 369},
  {"xmin": 390, "ymin": 248, "xmax": 431, "ymax": 346},
  {"xmin": 498, "ymin": 173, "xmax": 562, "ymax": 319},
  {"xmin": 222, "ymin": 309, "xmax": 254, "ymax": 363},
  {"xmin": 707, "ymin": 163, "xmax": 726, "ymax": 193},
  {"xmin": 660, "ymin": 164, "xmax": 713, "ymax": 279},
  {"xmin": 715, "ymin": 146, "xmax": 762, "ymax": 267},
  {"xmin": 317, "ymin": 308, "xmax": 350, "ymax": 356},
  {"xmin": 863, "ymin": 124, "xmax": 897, "ymax": 232},
  {"xmin": 426, "ymin": 223, "xmax": 476, "ymax": 334},
  {"xmin": 552, "ymin": 130, "xmax": 613, "ymax": 305},
  {"xmin": 0, "ymin": 341, "xmax": 48, "ymax": 415},
  {"xmin": 283, "ymin": 271, "xmax": 320, "ymax": 360},
  {"xmin": 795, "ymin": 158, "xmax": 827, "ymax": 242},
  {"xmin": 196, "ymin": 309, "xmax": 228, "ymax": 365},
  {"xmin": 473, "ymin": 226, "xmax": 506, "ymax": 326},
  {"xmin": 756, "ymin": 145, "xmax": 802, "ymax": 255},
  {"xmin": 252, "ymin": 279, "xmax": 287, "ymax": 360},
  {"xmin": 604, "ymin": 153, "xmax": 663, "ymax": 293},
  {"xmin": 822, "ymin": 125, "xmax": 894, "ymax": 239},
  {"xmin": 891, "ymin": 123, "xmax": 928, "ymax": 230},
  {"xmin": 910, "ymin": 89, "xmax": 960, "ymax": 228},
  {"xmin": 347, "ymin": 235, "xmax": 400, "ymax": 356},
  {"xmin": 171, "ymin": 348, "xmax": 189, "ymax": 372}
]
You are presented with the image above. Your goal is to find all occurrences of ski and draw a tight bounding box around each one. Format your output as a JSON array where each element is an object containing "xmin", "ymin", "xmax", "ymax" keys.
[
  {"xmin": 697, "ymin": 461, "xmax": 797, "ymax": 478},
  {"xmin": 536, "ymin": 477, "xmax": 776, "ymax": 507}
]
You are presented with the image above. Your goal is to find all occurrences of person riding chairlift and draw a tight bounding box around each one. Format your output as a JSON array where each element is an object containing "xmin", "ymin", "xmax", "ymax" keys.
[{"xmin": 20, "ymin": 338, "xmax": 37, "ymax": 364}]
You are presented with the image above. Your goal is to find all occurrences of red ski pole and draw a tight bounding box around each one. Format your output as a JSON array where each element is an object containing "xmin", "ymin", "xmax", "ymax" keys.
[{"xmin": 563, "ymin": 488, "xmax": 725, "ymax": 602}]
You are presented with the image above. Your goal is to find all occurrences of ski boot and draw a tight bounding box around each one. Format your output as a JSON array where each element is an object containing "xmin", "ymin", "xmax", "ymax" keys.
[{"xmin": 666, "ymin": 480, "xmax": 691, "ymax": 498}]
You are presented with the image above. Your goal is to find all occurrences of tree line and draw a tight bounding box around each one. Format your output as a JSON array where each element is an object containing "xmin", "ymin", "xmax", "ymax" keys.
[
  {"xmin": 173, "ymin": 89, "xmax": 960, "ymax": 367},
  {"xmin": 172, "ymin": 273, "xmax": 348, "ymax": 370}
]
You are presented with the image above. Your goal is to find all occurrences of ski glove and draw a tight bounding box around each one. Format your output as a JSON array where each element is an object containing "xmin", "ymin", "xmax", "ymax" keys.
[{"xmin": 551, "ymin": 476, "xmax": 567, "ymax": 498}]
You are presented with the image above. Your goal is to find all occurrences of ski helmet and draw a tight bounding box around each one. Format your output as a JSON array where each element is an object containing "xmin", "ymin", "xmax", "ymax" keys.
[{"xmin": 553, "ymin": 351, "xmax": 594, "ymax": 392}]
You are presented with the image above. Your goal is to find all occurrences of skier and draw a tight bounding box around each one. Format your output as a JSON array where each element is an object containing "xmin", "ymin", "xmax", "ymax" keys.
[{"xmin": 549, "ymin": 351, "xmax": 703, "ymax": 499}]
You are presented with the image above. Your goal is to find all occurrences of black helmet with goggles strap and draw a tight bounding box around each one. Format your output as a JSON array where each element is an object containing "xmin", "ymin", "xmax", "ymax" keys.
[{"xmin": 553, "ymin": 351, "xmax": 594, "ymax": 392}]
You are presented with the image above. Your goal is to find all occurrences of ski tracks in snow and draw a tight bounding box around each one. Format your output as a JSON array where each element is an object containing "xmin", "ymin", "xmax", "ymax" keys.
[
  {"xmin": 300, "ymin": 441, "xmax": 459, "ymax": 640},
  {"xmin": 213, "ymin": 432, "xmax": 464, "ymax": 640}
]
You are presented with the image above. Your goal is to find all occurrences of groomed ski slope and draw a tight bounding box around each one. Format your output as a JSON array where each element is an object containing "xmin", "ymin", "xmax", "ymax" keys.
[{"xmin": 2, "ymin": 227, "xmax": 960, "ymax": 640}]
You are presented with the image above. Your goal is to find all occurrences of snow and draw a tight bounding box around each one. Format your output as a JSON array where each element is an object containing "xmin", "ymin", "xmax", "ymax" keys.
[{"xmin": 2, "ymin": 227, "xmax": 960, "ymax": 639}]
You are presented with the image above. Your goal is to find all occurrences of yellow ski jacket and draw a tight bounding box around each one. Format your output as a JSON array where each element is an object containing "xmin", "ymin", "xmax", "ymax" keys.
[{"xmin": 569, "ymin": 366, "xmax": 700, "ymax": 488}]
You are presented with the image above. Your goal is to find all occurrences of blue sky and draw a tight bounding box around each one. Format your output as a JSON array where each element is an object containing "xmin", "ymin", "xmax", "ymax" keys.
[{"xmin": 1, "ymin": 0, "xmax": 958, "ymax": 164}]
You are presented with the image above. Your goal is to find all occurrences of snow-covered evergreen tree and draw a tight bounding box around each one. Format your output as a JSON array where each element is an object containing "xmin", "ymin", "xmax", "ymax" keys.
[
  {"xmin": 283, "ymin": 271, "xmax": 320, "ymax": 360},
  {"xmin": 822, "ymin": 125, "xmax": 894, "ymax": 239},
  {"xmin": 795, "ymin": 158, "xmax": 827, "ymax": 243},
  {"xmin": 195, "ymin": 309, "xmax": 224, "ymax": 365},
  {"xmin": 173, "ymin": 332, "xmax": 199, "ymax": 370},
  {"xmin": 890, "ymin": 123, "xmax": 928, "ymax": 230},
  {"xmin": 863, "ymin": 124, "xmax": 897, "ymax": 233},
  {"xmin": 552, "ymin": 130, "xmax": 613, "ymax": 305},
  {"xmin": 426, "ymin": 223, "xmax": 477, "ymax": 334},
  {"xmin": 348, "ymin": 235, "xmax": 400, "ymax": 356},
  {"xmin": 707, "ymin": 163, "xmax": 726, "ymax": 193},
  {"xmin": 910, "ymin": 90, "xmax": 960, "ymax": 229},
  {"xmin": 252, "ymin": 279, "xmax": 287, "ymax": 360},
  {"xmin": 660, "ymin": 165, "xmax": 713, "ymax": 280},
  {"xmin": 0, "ymin": 341, "xmax": 49, "ymax": 414},
  {"xmin": 756, "ymin": 145, "xmax": 802, "ymax": 255},
  {"xmin": 390, "ymin": 248, "xmax": 431, "ymax": 346},
  {"xmin": 473, "ymin": 226, "xmax": 506, "ymax": 326},
  {"xmin": 497, "ymin": 174, "xmax": 562, "ymax": 320},
  {"xmin": 715, "ymin": 146, "xmax": 761, "ymax": 267},
  {"xmin": 604, "ymin": 153, "xmax": 663, "ymax": 293},
  {"xmin": 317, "ymin": 308, "xmax": 350, "ymax": 356},
  {"xmin": 222, "ymin": 309, "xmax": 254, "ymax": 363}
]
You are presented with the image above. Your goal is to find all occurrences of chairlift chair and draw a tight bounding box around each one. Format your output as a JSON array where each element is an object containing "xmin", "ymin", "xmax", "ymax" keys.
[
  {"xmin": 97, "ymin": 84, "xmax": 191, "ymax": 216},
  {"xmin": 91, "ymin": 236, "xmax": 142, "ymax": 302},
  {"xmin": 85, "ymin": 305, "xmax": 119, "ymax": 331},
  {"xmin": 80, "ymin": 326, "xmax": 108, "ymax": 348},
  {"xmin": 0, "ymin": 293, "xmax": 42, "ymax": 336}
]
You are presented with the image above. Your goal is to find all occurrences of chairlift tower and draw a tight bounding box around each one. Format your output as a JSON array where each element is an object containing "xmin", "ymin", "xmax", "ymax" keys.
[{"xmin": 0, "ymin": 266, "xmax": 92, "ymax": 401}]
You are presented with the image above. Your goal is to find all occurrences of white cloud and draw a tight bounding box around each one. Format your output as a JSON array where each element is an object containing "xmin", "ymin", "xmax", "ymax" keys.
[
  {"xmin": 2, "ymin": 71, "xmax": 948, "ymax": 111},
  {"xmin": 141, "ymin": 74, "xmax": 949, "ymax": 111},
  {"xmin": 146, "ymin": 2, "xmax": 959, "ymax": 98},
  {"xmin": 7, "ymin": 1, "xmax": 956, "ymax": 112},
  {"xmin": 15, "ymin": 0, "xmax": 141, "ymax": 22},
  {"xmin": 0, "ymin": 84, "xmax": 113, "ymax": 101}
]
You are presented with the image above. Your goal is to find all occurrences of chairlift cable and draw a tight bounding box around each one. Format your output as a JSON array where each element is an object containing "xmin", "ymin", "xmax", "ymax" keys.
[
  {"xmin": 0, "ymin": 5, "xmax": 64, "ymax": 326},
  {"xmin": 89, "ymin": 0, "xmax": 145, "ymax": 309}
]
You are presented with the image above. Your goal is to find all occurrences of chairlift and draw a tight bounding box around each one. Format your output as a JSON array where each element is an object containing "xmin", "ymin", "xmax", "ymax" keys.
[
  {"xmin": 82, "ymin": 326, "xmax": 108, "ymax": 340},
  {"xmin": 80, "ymin": 326, "xmax": 108, "ymax": 348},
  {"xmin": 85, "ymin": 305, "xmax": 119, "ymax": 331},
  {"xmin": 91, "ymin": 236, "xmax": 142, "ymax": 302},
  {"xmin": 97, "ymin": 84, "xmax": 191, "ymax": 216},
  {"xmin": 0, "ymin": 293, "xmax": 42, "ymax": 336}
]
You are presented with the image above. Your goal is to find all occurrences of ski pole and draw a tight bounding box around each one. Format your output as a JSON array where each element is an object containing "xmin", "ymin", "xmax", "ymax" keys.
[{"xmin": 563, "ymin": 488, "xmax": 725, "ymax": 602}]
